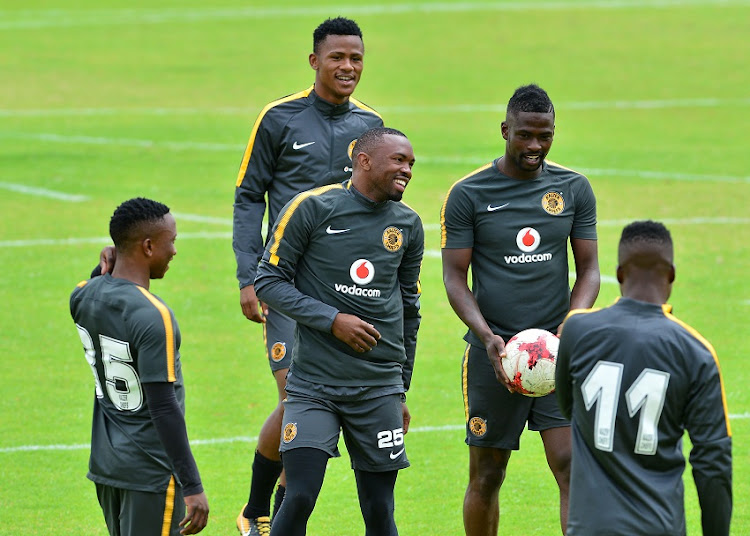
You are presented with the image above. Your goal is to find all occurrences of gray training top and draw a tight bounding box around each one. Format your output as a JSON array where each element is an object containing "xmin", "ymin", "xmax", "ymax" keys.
[
  {"xmin": 254, "ymin": 180, "xmax": 423, "ymax": 400},
  {"xmin": 233, "ymin": 86, "xmax": 384, "ymax": 288}
]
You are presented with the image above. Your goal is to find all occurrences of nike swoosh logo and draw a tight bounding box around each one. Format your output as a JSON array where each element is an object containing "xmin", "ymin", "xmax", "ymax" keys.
[
  {"xmin": 389, "ymin": 448, "xmax": 405, "ymax": 460},
  {"xmin": 325, "ymin": 225, "xmax": 350, "ymax": 234},
  {"xmin": 292, "ymin": 141, "xmax": 316, "ymax": 150},
  {"xmin": 487, "ymin": 203, "xmax": 510, "ymax": 212}
]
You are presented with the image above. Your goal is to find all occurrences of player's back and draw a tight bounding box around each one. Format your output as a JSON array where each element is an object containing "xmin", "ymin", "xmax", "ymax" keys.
[
  {"xmin": 70, "ymin": 274, "xmax": 183, "ymax": 492},
  {"xmin": 559, "ymin": 297, "xmax": 730, "ymax": 535}
]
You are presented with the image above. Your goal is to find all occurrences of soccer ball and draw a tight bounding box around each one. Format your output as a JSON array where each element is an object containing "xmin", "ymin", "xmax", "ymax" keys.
[{"xmin": 502, "ymin": 328, "xmax": 559, "ymax": 397}]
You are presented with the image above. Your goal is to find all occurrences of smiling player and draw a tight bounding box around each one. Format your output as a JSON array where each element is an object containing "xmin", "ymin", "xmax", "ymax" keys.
[{"xmin": 232, "ymin": 17, "xmax": 383, "ymax": 535}]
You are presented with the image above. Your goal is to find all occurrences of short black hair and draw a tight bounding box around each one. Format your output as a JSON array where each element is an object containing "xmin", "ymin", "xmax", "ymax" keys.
[
  {"xmin": 313, "ymin": 17, "xmax": 363, "ymax": 53},
  {"xmin": 506, "ymin": 84, "xmax": 554, "ymax": 116},
  {"xmin": 352, "ymin": 127, "xmax": 407, "ymax": 160},
  {"xmin": 620, "ymin": 220, "xmax": 673, "ymax": 249},
  {"xmin": 109, "ymin": 197, "xmax": 170, "ymax": 250}
]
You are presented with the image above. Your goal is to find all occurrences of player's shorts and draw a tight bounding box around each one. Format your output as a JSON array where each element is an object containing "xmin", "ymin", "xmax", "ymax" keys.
[
  {"xmin": 95, "ymin": 476, "xmax": 185, "ymax": 536},
  {"xmin": 263, "ymin": 307, "xmax": 294, "ymax": 372},
  {"xmin": 280, "ymin": 391, "xmax": 409, "ymax": 472},
  {"xmin": 462, "ymin": 343, "xmax": 568, "ymax": 450}
]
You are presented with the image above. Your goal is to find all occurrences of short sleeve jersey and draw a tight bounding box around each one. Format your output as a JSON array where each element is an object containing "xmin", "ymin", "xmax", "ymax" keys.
[
  {"xmin": 255, "ymin": 181, "xmax": 424, "ymax": 392},
  {"xmin": 440, "ymin": 159, "xmax": 597, "ymax": 344},
  {"xmin": 556, "ymin": 298, "xmax": 732, "ymax": 535},
  {"xmin": 70, "ymin": 274, "xmax": 184, "ymax": 493},
  {"xmin": 233, "ymin": 87, "xmax": 384, "ymax": 286}
]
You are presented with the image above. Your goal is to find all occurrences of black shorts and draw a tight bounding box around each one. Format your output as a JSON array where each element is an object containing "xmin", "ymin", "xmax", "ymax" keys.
[
  {"xmin": 263, "ymin": 307, "xmax": 294, "ymax": 372},
  {"xmin": 280, "ymin": 391, "xmax": 409, "ymax": 472},
  {"xmin": 95, "ymin": 476, "xmax": 184, "ymax": 536},
  {"xmin": 462, "ymin": 344, "xmax": 568, "ymax": 450}
]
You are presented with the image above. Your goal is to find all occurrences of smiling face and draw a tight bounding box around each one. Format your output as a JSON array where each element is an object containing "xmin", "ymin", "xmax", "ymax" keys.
[
  {"xmin": 148, "ymin": 212, "xmax": 177, "ymax": 279},
  {"xmin": 354, "ymin": 134, "xmax": 415, "ymax": 203},
  {"xmin": 309, "ymin": 34, "xmax": 364, "ymax": 104},
  {"xmin": 500, "ymin": 111, "xmax": 555, "ymax": 179}
]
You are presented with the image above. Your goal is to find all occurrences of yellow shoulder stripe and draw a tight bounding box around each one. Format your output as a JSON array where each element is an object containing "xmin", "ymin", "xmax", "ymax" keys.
[
  {"xmin": 440, "ymin": 163, "xmax": 493, "ymax": 248},
  {"xmin": 76, "ymin": 280, "xmax": 88, "ymax": 288},
  {"xmin": 136, "ymin": 287, "xmax": 176, "ymax": 382},
  {"xmin": 349, "ymin": 97, "xmax": 382, "ymax": 120},
  {"xmin": 663, "ymin": 308, "xmax": 732, "ymax": 437},
  {"xmin": 268, "ymin": 183, "xmax": 344, "ymax": 265},
  {"xmin": 545, "ymin": 159, "xmax": 584, "ymax": 175},
  {"xmin": 235, "ymin": 86, "xmax": 314, "ymax": 187}
]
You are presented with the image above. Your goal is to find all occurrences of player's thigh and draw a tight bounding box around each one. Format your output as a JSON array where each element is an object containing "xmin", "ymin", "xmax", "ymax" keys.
[
  {"xmin": 340, "ymin": 394, "xmax": 409, "ymax": 472},
  {"xmin": 464, "ymin": 343, "xmax": 532, "ymax": 450},
  {"xmin": 281, "ymin": 392, "xmax": 341, "ymax": 458},
  {"xmin": 97, "ymin": 479, "xmax": 185, "ymax": 536},
  {"xmin": 264, "ymin": 307, "xmax": 295, "ymax": 371},
  {"xmin": 528, "ymin": 392, "xmax": 569, "ymax": 431}
]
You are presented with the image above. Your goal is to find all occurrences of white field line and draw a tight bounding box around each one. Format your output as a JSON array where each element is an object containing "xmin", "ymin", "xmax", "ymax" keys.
[
  {"xmin": 2, "ymin": 98, "xmax": 750, "ymax": 118},
  {"xmin": 2, "ymin": 415, "xmax": 748, "ymax": 454},
  {"xmin": 1, "ymin": 1, "xmax": 749, "ymax": 30},
  {"xmin": 1, "ymin": 132, "xmax": 749, "ymax": 184},
  {"xmin": 0, "ymin": 182, "xmax": 89, "ymax": 202}
]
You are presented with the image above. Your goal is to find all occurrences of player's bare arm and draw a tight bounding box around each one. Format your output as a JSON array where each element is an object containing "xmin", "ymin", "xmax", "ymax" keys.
[
  {"xmin": 331, "ymin": 312, "xmax": 381, "ymax": 353},
  {"xmin": 180, "ymin": 492, "xmax": 209, "ymax": 535},
  {"xmin": 441, "ymin": 247, "xmax": 512, "ymax": 389},
  {"xmin": 239, "ymin": 284, "xmax": 268, "ymax": 323},
  {"xmin": 561, "ymin": 238, "xmax": 601, "ymax": 334},
  {"xmin": 401, "ymin": 403, "xmax": 411, "ymax": 434}
]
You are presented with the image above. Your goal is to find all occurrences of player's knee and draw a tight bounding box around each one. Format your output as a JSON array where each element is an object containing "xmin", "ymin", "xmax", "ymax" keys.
[
  {"xmin": 470, "ymin": 467, "xmax": 505, "ymax": 495},
  {"xmin": 281, "ymin": 490, "xmax": 317, "ymax": 519}
]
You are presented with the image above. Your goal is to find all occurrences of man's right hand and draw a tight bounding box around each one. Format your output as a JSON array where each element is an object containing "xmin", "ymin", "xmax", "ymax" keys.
[
  {"xmin": 485, "ymin": 334, "xmax": 514, "ymax": 392},
  {"xmin": 240, "ymin": 285, "xmax": 267, "ymax": 323},
  {"xmin": 180, "ymin": 491, "xmax": 209, "ymax": 534}
]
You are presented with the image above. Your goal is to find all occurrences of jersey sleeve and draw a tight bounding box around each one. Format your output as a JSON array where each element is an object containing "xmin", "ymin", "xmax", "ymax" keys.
[
  {"xmin": 233, "ymin": 107, "xmax": 283, "ymax": 288},
  {"xmin": 399, "ymin": 213, "xmax": 424, "ymax": 391},
  {"xmin": 570, "ymin": 174, "xmax": 597, "ymax": 240},
  {"xmin": 130, "ymin": 293, "xmax": 179, "ymax": 384},
  {"xmin": 254, "ymin": 193, "xmax": 339, "ymax": 333},
  {"xmin": 683, "ymin": 340, "xmax": 733, "ymax": 534},
  {"xmin": 440, "ymin": 182, "xmax": 475, "ymax": 249},
  {"xmin": 555, "ymin": 312, "xmax": 581, "ymax": 420}
]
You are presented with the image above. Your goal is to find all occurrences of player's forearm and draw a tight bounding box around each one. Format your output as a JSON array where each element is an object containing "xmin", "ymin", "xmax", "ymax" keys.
[
  {"xmin": 401, "ymin": 314, "xmax": 420, "ymax": 391},
  {"xmin": 569, "ymin": 268, "xmax": 600, "ymax": 310},
  {"xmin": 444, "ymin": 280, "xmax": 495, "ymax": 344},
  {"xmin": 232, "ymin": 198, "xmax": 266, "ymax": 287},
  {"xmin": 144, "ymin": 382, "xmax": 204, "ymax": 496},
  {"xmin": 691, "ymin": 438, "xmax": 732, "ymax": 536}
]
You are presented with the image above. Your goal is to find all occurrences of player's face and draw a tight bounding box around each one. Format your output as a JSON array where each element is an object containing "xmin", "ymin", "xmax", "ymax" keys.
[
  {"xmin": 149, "ymin": 213, "xmax": 177, "ymax": 279},
  {"xmin": 501, "ymin": 111, "xmax": 555, "ymax": 179},
  {"xmin": 310, "ymin": 34, "xmax": 364, "ymax": 104},
  {"xmin": 362, "ymin": 134, "xmax": 415, "ymax": 203}
]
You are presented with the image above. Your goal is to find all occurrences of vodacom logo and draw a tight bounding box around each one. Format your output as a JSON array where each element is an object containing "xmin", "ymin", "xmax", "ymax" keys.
[
  {"xmin": 516, "ymin": 227, "xmax": 540, "ymax": 252},
  {"xmin": 349, "ymin": 259, "xmax": 375, "ymax": 285}
]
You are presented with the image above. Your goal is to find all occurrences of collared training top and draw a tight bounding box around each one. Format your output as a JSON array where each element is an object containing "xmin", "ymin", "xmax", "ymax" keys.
[
  {"xmin": 557, "ymin": 297, "xmax": 732, "ymax": 536},
  {"xmin": 233, "ymin": 86, "xmax": 383, "ymax": 288},
  {"xmin": 440, "ymin": 159, "xmax": 597, "ymax": 344},
  {"xmin": 254, "ymin": 180, "xmax": 423, "ymax": 400}
]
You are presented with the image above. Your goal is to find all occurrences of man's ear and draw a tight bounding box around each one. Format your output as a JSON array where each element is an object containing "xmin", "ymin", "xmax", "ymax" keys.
[
  {"xmin": 501, "ymin": 121, "xmax": 509, "ymax": 141},
  {"xmin": 668, "ymin": 264, "xmax": 676, "ymax": 284},
  {"xmin": 356, "ymin": 151, "xmax": 371, "ymax": 171},
  {"xmin": 616, "ymin": 264, "xmax": 624, "ymax": 284},
  {"xmin": 142, "ymin": 237, "xmax": 154, "ymax": 257},
  {"xmin": 309, "ymin": 52, "xmax": 318, "ymax": 71}
]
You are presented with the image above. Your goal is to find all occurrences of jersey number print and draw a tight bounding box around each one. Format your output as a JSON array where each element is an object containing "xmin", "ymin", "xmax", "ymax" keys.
[
  {"xmin": 77, "ymin": 325, "xmax": 144, "ymax": 412},
  {"xmin": 581, "ymin": 361, "xmax": 670, "ymax": 455}
]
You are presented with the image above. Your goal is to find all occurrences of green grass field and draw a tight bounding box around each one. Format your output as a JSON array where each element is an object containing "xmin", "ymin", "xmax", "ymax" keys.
[{"xmin": 1, "ymin": 1, "xmax": 748, "ymax": 534}]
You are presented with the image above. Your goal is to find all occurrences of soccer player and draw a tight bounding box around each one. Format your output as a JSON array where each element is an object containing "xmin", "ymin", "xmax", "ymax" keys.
[
  {"xmin": 556, "ymin": 220, "xmax": 732, "ymax": 535},
  {"xmin": 232, "ymin": 17, "xmax": 383, "ymax": 535},
  {"xmin": 440, "ymin": 84, "xmax": 600, "ymax": 535},
  {"xmin": 254, "ymin": 127, "xmax": 423, "ymax": 536},
  {"xmin": 70, "ymin": 198, "xmax": 209, "ymax": 536}
]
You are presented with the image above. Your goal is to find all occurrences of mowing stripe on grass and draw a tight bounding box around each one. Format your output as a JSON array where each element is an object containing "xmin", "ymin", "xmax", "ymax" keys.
[
  {"xmin": 2, "ymin": 97, "xmax": 750, "ymax": 118},
  {"xmin": 2, "ymin": 415, "xmax": 747, "ymax": 454},
  {"xmin": 2, "ymin": 1, "xmax": 749, "ymax": 30}
]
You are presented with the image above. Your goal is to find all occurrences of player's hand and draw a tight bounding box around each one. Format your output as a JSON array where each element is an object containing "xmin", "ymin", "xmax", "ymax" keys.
[
  {"xmin": 485, "ymin": 335, "xmax": 514, "ymax": 392},
  {"xmin": 240, "ymin": 285, "xmax": 267, "ymax": 323},
  {"xmin": 98, "ymin": 246, "xmax": 117, "ymax": 275},
  {"xmin": 401, "ymin": 402, "xmax": 411, "ymax": 433},
  {"xmin": 331, "ymin": 313, "xmax": 381, "ymax": 353},
  {"xmin": 180, "ymin": 491, "xmax": 209, "ymax": 534}
]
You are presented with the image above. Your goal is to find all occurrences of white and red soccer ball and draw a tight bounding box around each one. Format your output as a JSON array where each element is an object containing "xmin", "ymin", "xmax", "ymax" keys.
[{"xmin": 502, "ymin": 328, "xmax": 559, "ymax": 397}]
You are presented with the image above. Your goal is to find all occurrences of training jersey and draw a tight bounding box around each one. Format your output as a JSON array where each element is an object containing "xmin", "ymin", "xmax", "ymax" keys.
[
  {"xmin": 233, "ymin": 86, "xmax": 384, "ymax": 288},
  {"xmin": 254, "ymin": 180, "xmax": 423, "ymax": 399},
  {"xmin": 440, "ymin": 159, "xmax": 597, "ymax": 345},
  {"xmin": 556, "ymin": 298, "xmax": 732, "ymax": 536},
  {"xmin": 70, "ymin": 274, "xmax": 186, "ymax": 493}
]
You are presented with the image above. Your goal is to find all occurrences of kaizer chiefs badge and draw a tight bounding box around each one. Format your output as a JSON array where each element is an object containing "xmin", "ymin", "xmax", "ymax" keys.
[
  {"xmin": 542, "ymin": 191, "xmax": 565, "ymax": 215},
  {"xmin": 382, "ymin": 226, "xmax": 403, "ymax": 252},
  {"xmin": 283, "ymin": 423, "xmax": 298, "ymax": 443},
  {"xmin": 270, "ymin": 342, "xmax": 287, "ymax": 362},
  {"xmin": 469, "ymin": 417, "xmax": 487, "ymax": 437}
]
